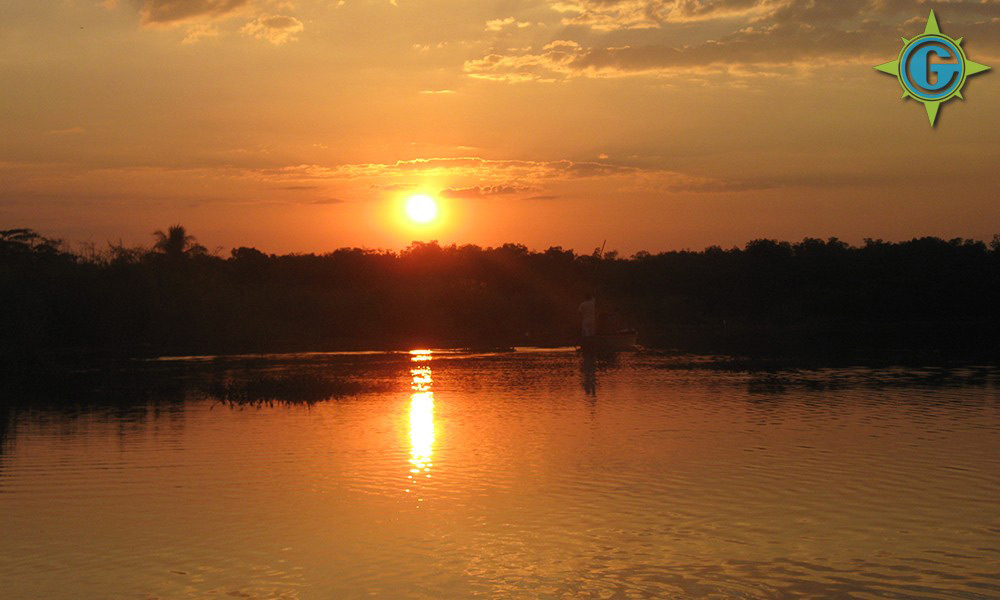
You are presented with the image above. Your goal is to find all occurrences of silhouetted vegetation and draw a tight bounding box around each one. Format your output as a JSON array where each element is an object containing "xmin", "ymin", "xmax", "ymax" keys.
[
  {"xmin": 3, "ymin": 227, "xmax": 1000, "ymax": 362},
  {"xmin": 208, "ymin": 373, "xmax": 385, "ymax": 407},
  {"xmin": 152, "ymin": 224, "xmax": 207, "ymax": 259},
  {"xmin": 0, "ymin": 355, "xmax": 399, "ymax": 455}
]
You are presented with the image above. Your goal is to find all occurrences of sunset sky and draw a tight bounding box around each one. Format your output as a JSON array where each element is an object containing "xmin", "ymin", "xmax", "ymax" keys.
[{"xmin": 1, "ymin": 0, "xmax": 998, "ymax": 254}]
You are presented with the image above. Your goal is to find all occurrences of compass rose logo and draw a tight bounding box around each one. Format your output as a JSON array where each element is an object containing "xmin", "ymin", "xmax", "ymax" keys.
[{"xmin": 874, "ymin": 10, "xmax": 990, "ymax": 127}]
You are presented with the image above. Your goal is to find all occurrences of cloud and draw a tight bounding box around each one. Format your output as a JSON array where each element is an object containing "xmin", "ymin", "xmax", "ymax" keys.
[
  {"xmin": 236, "ymin": 157, "xmax": 639, "ymax": 186},
  {"xmin": 551, "ymin": 0, "xmax": 779, "ymax": 31},
  {"xmin": 137, "ymin": 0, "xmax": 250, "ymax": 26},
  {"xmin": 312, "ymin": 156, "xmax": 643, "ymax": 181},
  {"xmin": 241, "ymin": 14, "xmax": 304, "ymax": 45},
  {"xmin": 440, "ymin": 185, "xmax": 534, "ymax": 199},
  {"xmin": 485, "ymin": 16, "xmax": 533, "ymax": 31},
  {"xmin": 237, "ymin": 156, "xmax": 768, "ymax": 194},
  {"xmin": 371, "ymin": 182, "xmax": 419, "ymax": 191},
  {"xmin": 131, "ymin": 1, "xmax": 308, "ymax": 45},
  {"xmin": 550, "ymin": 0, "xmax": 1000, "ymax": 31},
  {"xmin": 465, "ymin": 40, "xmax": 585, "ymax": 83},
  {"xmin": 182, "ymin": 22, "xmax": 220, "ymax": 43},
  {"xmin": 466, "ymin": 1, "xmax": 1000, "ymax": 81}
]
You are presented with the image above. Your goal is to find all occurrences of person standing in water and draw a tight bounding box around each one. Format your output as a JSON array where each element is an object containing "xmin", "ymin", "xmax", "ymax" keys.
[{"xmin": 578, "ymin": 293, "xmax": 597, "ymax": 338}]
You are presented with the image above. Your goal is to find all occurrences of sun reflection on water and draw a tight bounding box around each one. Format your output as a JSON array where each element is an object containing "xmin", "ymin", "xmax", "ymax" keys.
[{"xmin": 407, "ymin": 350, "xmax": 435, "ymax": 504}]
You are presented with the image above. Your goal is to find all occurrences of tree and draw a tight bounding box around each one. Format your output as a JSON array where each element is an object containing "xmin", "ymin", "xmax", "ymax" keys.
[
  {"xmin": 151, "ymin": 225, "xmax": 206, "ymax": 259},
  {"xmin": 0, "ymin": 228, "xmax": 63, "ymax": 259}
]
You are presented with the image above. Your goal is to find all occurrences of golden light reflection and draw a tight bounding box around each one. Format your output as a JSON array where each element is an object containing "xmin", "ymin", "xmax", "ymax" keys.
[
  {"xmin": 406, "ymin": 350, "xmax": 435, "ymax": 503},
  {"xmin": 409, "ymin": 349, "xmax": 433, "ymax": 362}
]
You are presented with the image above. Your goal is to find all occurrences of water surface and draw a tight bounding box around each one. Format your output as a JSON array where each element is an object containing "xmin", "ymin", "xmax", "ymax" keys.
[{"xmin": 1, "ymin": 350, "xmax": 998, "ymax": 598}]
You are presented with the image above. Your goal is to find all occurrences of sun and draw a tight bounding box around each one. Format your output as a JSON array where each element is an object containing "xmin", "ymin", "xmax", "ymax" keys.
[{"xmin": 405, "ymin": 194, "xmax": 439, "ymax": 224}]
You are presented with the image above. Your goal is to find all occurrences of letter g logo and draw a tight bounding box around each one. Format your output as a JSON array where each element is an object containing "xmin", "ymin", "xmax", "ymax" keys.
[
  {"xmin": 874, "ymin": 11, "xmax": 990, "ymax": 126},
  {"xmin": 908, "ymin": 44, "xmax": 962, "ymax": 92},
  {"xmin": 902, "ymin": 37, "xmax": 964, "ymax": 100}
]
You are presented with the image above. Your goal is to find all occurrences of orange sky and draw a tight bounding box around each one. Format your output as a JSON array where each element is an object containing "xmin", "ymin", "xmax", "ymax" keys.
[{"xmin": 1, "ymin": 0, "xmax": 998, "ymax": 254}]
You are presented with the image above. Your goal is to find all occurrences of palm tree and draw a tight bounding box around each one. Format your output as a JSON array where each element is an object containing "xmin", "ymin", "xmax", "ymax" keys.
[{"xmin": 152, "ymin": 225, "xmax": 206, "ymax": 258}]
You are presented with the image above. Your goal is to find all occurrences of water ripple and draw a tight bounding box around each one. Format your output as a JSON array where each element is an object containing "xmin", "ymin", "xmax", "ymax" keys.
[{"xmin": 1, "ymin": 351, "xmax": 997, "ymax": 598}]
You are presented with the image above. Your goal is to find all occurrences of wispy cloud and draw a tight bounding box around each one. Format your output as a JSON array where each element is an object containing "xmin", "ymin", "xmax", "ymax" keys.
[
  {"xmin": 302, "ymin": 156, "xmax": 643, "ymax": 181},
  {"xmin": 137, "ymin": 0, "xmax": 251, "ymax": 26},
  {"xmin": 467, "ymin": 0, "xmax": 1000, "ymax": 81},
  {"xmin": 550, "ymin": 0, "xmax": 1000, "ymax": 31},
  {"xmin": 440, "ymin": 185, "xmax": 534, "ymax": 199},
  {"xmin": 551, "ymin": 0, "xmax": 780, "ymax": 31},
  {"xmin": 241, "ymin": 14, "xmax": 304, "ymax": 45},
  {"xmin": 128, "ymin": 0, "xmax": 307, "ymax": 45},
  {"xmin": 485, "ymin": 16, "xmax": 532, "ymax": 31},
  {"xmin": 236, "ymin": 156, "xmax": 770, "ymax": 194},
  {"xmin": 465, "ymin": 40, "xmax": 585, "ymax": 83},
  {"xmin": 182, "ymin": 22, "xmax": 221, "ymax": 44}
]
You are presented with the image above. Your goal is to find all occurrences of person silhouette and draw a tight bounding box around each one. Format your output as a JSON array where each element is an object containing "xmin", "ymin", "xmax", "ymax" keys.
[{"xmin": 578, "ymin": 293, "xmax": 596, "ymax": 338}]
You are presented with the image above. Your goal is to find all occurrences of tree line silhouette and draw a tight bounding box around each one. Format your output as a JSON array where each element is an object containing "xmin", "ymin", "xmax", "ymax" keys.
[{"xmin": 3, "ymin": 226, "xmax": 1000, "ymax": 363}]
